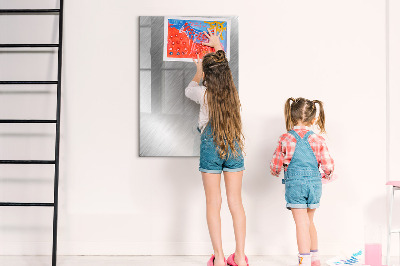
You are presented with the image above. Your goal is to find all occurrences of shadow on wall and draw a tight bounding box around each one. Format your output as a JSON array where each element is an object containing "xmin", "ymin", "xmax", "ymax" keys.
[{"xmin": 242, "ymin": 115, "xmax": 294, "ymax": 254}]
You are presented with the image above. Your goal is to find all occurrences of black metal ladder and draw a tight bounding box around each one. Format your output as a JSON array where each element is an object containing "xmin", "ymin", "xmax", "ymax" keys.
[{"xmin": 0, "ymin": 2, "xmax": 64, "ymax": 266}]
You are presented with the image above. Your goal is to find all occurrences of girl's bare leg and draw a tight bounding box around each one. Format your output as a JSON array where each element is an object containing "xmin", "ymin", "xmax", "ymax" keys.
[
  {"xmin": 224, "ymin": 171, "xmax": 247, "ymax": 266},
  {"xmin": 202, "ymin": 172, "xmax": 225, "ymax": 266},
  {"xmin": 291, "ymin": 208, "xmax": 311, "ymax": 254},
  {"xmin": 307, "ymin": 209, "xmax": 318, "ymax": 251}
]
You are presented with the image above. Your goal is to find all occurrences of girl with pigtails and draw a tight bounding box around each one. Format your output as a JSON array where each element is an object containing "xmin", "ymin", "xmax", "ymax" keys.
[{"xmin": 270, "ymin": 98, "xmax": 335, "ymax": 266}]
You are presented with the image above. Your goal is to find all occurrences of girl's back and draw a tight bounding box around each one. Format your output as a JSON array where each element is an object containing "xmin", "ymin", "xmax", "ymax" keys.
[
  {"xmin": 270, "ymin": 126, "xmax": 334, "ymax": 179},
  {"xmin": 269, "ymin": 97, "xmax": 335, "ymax": 266}
]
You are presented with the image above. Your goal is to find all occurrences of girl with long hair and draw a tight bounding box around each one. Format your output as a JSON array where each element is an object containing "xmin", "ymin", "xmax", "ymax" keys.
[{"xmin": 185, "ymin": 28, "xmax": 248, "ymax": 266}]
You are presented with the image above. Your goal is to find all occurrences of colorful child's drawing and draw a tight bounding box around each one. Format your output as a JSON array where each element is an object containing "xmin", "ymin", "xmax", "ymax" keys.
[{"xmin": 163, "ymin": 16, "xmax": 230, "ymax": 62}]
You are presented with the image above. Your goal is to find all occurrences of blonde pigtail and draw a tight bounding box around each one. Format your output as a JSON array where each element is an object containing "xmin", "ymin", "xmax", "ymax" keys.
[
  {"xmin": 285, "ymin": 98, "xmax": 295, "ymax": 131},
  {"xmin": 313, "ymin": 100, "xmax": 326, "ymax": 133}
]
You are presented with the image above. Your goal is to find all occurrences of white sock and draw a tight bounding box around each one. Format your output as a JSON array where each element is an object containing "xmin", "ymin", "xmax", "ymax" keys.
[
  {"xmin": 298, "ymin": 254, "xmax": 311, "ymax": 266},
  {"xmin": 311, "ymin": 250, "xmax": 319, "ymax": 262}
]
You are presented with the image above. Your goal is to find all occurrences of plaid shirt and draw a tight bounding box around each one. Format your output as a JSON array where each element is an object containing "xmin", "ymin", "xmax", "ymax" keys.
[{"xmin": 270, "ymin": 126, "xmax": 334, "ymax": 179}]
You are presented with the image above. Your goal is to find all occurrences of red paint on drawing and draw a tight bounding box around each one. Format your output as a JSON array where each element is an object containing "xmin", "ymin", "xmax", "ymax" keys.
[{"xmin": 167, "ymin": 25, "xmax": 214, "ymax": 59}]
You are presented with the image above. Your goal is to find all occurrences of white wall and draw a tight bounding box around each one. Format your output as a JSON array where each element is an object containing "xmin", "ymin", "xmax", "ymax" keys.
[
  {"xmin": 0, "ymin": 0, "xmax": 390, "ymax": 257},
  {"xmin": 388, "ymin": 0, "xmax": 400, "ymax": 258}
]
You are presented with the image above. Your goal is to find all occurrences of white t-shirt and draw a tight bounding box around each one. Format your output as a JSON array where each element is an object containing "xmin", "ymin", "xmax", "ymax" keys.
[{"xmin": 185, "ymin": 81, "xmax": 209, "ymax": 133}]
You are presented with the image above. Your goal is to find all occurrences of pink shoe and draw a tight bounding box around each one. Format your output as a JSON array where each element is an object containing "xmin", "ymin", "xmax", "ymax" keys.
[
  {"xmin": 311, "ymin": 260, "xmax": 321, "ymax": 266},
  {"xmin": 227, "ymin": 253, "xmax": 249, "ymax": 266},
  {"xmin": 207, "ymin": 254, "xmax": 227, "ymax": 266}
]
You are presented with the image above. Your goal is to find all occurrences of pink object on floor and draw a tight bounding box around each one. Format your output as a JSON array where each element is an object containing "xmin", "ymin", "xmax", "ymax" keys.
[
  {"xmin": 207, "ymin": 254, "xmax": 227, "ymax": 266},
  {"xmin": 386, "ymin": 181, "xmax": 400, "ymax": 187},
  {"xmin": 311, "ymin": 260, "xmax": 321, "ymax": 266},
  {"xmin": 227, "ymin": 253, "xmax": 249, "ymax": 266},
  {"xmin": 365, "ymin": 243, "xmax": 382, "ymax": 266},
  {"xmin": 321, "ymin": 173, "xmax": 338, "ymax": 184}
]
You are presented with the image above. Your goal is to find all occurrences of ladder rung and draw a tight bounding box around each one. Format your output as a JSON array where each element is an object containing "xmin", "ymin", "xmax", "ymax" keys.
[
  {"xmin": 0, "ymin": 202, "xmax": 54, "ymax": 207},
  {"xmin": 391, "ymin": 229, "xmax": 400, "ymax": 233},
  {"xmin": 0, "ymin": 119, "xmax": 56, "ymax": 123},
  {"xmin": 0, "ymin": 81, "xmax": 58, "ymax": 84},
  {"xmin": 0, "ymin": 9, "xmax": 60, "ymax": 14},
  {"xmin": 0, "ymin": 44, "xmax": 59, "ymax": 48},
  {"xmin": 0, "ymin": 160, "xmax": 55, "ymax": 164}
]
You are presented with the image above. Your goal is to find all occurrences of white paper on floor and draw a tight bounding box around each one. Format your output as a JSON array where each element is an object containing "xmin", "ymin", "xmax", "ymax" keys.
[{"xmin": 326, "ymin": 249, "xmax": 364, "ymax": 266}]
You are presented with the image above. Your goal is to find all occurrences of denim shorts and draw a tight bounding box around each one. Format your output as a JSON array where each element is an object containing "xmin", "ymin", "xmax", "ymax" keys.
[
  {"xmin": 285, "ymin": 178, "xmax": 322, "ymax": 209},
  {"xmin": 199, "ymin": 126, "xmax": 245, "ymax": 174}
]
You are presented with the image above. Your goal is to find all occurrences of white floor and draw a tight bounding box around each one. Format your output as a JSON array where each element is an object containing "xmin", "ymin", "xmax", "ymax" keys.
[
  {"xmin": 0, "ymin": 256, "xmax": 342, "ymax": 266},
  {"xmin": 0, "ymin": 256, "xmax": 322, "ymax": 266},
  {"xmin": 0, "ymin": 256, "xmax": 397, "ymax": 266}
]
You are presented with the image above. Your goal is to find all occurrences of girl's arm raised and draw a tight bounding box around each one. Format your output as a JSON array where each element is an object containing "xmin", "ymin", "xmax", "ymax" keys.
[
  {"xmin": 202, "ymin": 28, "xmax": 223, "ymax": 51},
  {"xmin": 192, "ymin": 54, "xmax": 202, "ymax": 83},
  {"xmin": 186, "ymin": 56, "xmax": 205, "ymax": 104}
]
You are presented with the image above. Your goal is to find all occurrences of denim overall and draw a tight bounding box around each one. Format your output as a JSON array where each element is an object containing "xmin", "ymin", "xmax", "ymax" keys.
[
  {"xmin": 198, "ymin": 124, "xmax": 244, "ymax": 174},
  {"xmin": 283, "ymin": 130, "xmax": 322, "ymax": 210}
]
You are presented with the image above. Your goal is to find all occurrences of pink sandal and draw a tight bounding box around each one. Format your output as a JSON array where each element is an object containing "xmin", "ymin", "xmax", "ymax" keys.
[
  {"xmin": 207, "ymin": 254, "xmax": 227, "ymax": 266},
  {"xmin": 227, "ymin": 253, "xmax": 249, "ymax": 266}
]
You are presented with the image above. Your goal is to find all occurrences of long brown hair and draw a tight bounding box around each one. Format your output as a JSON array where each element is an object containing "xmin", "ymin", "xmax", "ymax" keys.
[
  {"xmin": 202, "ymin": 50, "xmax": 244, "ymax": 158},
  {"xmin": 284, "ymin": 97, "xmax": 326, "ymax": 133}
]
